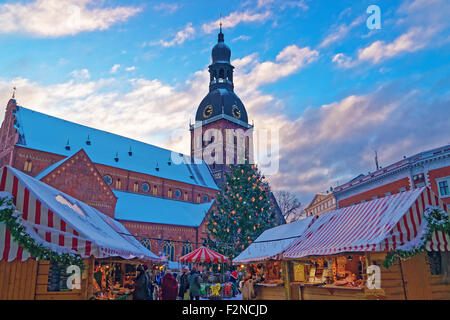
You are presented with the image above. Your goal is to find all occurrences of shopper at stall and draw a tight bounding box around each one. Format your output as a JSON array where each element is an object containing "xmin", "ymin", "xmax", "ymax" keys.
[
  {"xmin": 161, "ymin": 272, "xmax": 178, "ymax": 300},
  {"xmin": 242, "ymin": 276, "xmax": 256, "ymax": 300},
  {"xmin": 177, "ymin": 267, "xmax": 190, "ymax": 300},
  {"xmin": 229, "ymin": 270, "xmax": 239, "ymax": 297},
  {"xmin": 188, "ymin": 268, "xmax": 201, "ymax": 300},
  {"xmin": 133, "ymin": 265, "xmax": 150, "ymax": 300}
]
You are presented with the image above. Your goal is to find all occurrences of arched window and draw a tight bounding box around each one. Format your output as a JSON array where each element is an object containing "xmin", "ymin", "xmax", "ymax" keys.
[
  {"xmin": 168, "ymin": 189, "xmax": 172, "ymax": 198},
  {"xmin": 184, "ymin": 192, "xmax": 188, "ymax": 201},
  {"xmin": 163, "ymin": 241, "xmax": 175, "ymax": 261},
  {"xmin": 182, "ymin": 241, "xmax": 192, "ymax": 256},
  {"xmin": 153, "ymin": 185, "xmax": 158, "ymax": 196},
  {"xmin": 142, "ymin": 183, "xmax": 149, "ymax": 193},
  {"xmin": 174, "ymin": 189, "xmax": 181, "ymax": 199},
  {"xmin": 133, "ymin": 182, "xmax": 139, "ymax": 192},
  {"xmin": 219, "ymin": 69, "xmax": 224, "ymax": 79},
  {"xmin": 23, "ymin": 160, "xmax": 32, "ymax": 172},
  {"xmin": 140, "ymin": 238, "xmax": 151, "ymax": 251},
  {"xmin": 104, "ymin": 175, "xmax": 112, "ymax": 185},
  {"xmin": 197, "ymin": 194, "xmax": 201, "ymax": 203},
  {"xmin": 115, "ymin": 179, "xmax": 121, "ymax": 189}
]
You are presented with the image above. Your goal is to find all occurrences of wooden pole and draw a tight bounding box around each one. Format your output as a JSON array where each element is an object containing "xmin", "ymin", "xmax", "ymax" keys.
[{"xmin": 283, "ymin": 261, "xmax": 291, "ymax": 300}]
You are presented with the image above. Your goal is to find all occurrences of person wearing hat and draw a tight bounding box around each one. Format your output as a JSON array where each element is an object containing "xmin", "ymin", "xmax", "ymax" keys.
[
  {"xmin": 133, "ymin": 265, "xmax": 150, "ymax": 300},
  {"xmin": 229, "ymin": 270, "xmax": 239, "ymax": 297}
]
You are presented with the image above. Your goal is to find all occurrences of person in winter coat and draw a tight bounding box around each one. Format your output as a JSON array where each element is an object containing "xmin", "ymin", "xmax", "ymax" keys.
[
  {"xmin": 188, "ymin": 269, "xmax": 201, "ymax": 300},
  {"xmin": 133, "ymin": 265, "xmax": 150, "ymax": 300},
  {"xmin": 229, "ymin": 270, "xmax": 239, "ymax": 297},
  {"xmin": 177, "ymin": 267, "xmax": 190, "ymax": 300},
  {"xmin": 161, "ymin": 272, "xmax": 178, "ymax": 300}
]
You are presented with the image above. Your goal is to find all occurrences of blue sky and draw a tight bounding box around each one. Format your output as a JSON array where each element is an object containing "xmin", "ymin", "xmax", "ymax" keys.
[{"xmin": 0, "ymin": 0, "xmax": 449, "ymax": 205}]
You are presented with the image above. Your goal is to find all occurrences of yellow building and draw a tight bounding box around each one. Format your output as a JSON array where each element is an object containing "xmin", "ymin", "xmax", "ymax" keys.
[{"xmin": 305, "ymin": 192, "xmax": 336, "ymax": 217}]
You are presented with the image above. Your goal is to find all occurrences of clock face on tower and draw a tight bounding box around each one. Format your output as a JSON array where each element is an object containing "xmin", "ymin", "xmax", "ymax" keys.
[
  {"xmin": 203, "ymin": 105, "xmax": 213, "ymax": 119},
  {"xmin": 231, "ymin": 105, "xmax": 241, "ymax": 119}
]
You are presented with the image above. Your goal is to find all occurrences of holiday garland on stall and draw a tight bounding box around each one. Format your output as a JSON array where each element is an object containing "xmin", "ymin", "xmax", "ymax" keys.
[
  {"xmin": 383, "ymin": 206, "xmax": 450, "ymax": 268},
  {"xmin": 0, "ymin": 194, "xmax": 85, "ymax": 271},
  {"xmin": 204, "ymin": 163, "xmax": 276, "ymax": 260}
]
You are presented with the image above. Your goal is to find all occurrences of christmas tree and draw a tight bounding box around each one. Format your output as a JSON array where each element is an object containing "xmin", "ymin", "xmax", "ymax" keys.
[{"xmin": 204, "ymin": 163, "xmax": 276, "ymax": 260}]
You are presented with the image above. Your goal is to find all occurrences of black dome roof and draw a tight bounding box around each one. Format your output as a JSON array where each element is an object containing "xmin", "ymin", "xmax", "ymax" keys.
[
  {"xmin": 212, "ymin": 31, "xmax": 231, "ymax": 63},
  {"xmin": 195, "ymin": 88, "xmax": 248, "ymax": 123}
]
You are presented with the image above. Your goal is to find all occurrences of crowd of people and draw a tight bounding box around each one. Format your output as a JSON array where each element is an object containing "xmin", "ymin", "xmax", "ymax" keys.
[{"xmin": 131, "ymin": 265, "xmax": 252, "ymax": 300}]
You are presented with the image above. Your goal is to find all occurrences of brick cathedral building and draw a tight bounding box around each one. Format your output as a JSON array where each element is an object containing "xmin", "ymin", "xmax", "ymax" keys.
[{"xmin": 0, "ymin": 29, "xmax": 284, "ymax": 262}]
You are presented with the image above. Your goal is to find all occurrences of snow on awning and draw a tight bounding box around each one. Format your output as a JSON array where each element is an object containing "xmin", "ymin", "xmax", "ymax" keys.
[
  {"xmin": 0, "ymin": 166, "xmax": 160, "ymax": 262},
  {"xmin": 283, "ymin": 187, "xmax": 449, "ymax": 259},
  {"xmin": 233, "ymin": 216, "xmax": 315, "ymax": 265}
]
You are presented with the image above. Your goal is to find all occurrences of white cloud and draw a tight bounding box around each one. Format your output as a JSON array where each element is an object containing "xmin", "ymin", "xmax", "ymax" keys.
[
  {"xmin": 125, "ymin": 66, "xmax": 136, "ymax": 72},
  {"xmin": 319, "ymin": 16, "xmax": 364, "ymax": 48},
  {"xmin": 232, "ymin": 35, "xmax": 251, "ymax": 42},
  {"xmin": 71, "ymin": 69, "xmax": 90, "ymax": 80},
  {"xmin": 153, "ymin": 3, "xmax": 181, "ymax": 14},
  {"xmin": 156, "ymin": 23, "xmax": 195, "ymax": 47},
  {"xmin": 110, "ymin": 64, "xmax": 121, "ymax": 74},
  {"xmin": 202, "ymin": 10, "xmax": 271, "ymax": 34},
  {"xmin": 0, "ymin": 0, "xmax": 141, "ymax": 37},
  {"xmin": 333, "ymin": 27, "xmax": 437, "ymax": 68}
]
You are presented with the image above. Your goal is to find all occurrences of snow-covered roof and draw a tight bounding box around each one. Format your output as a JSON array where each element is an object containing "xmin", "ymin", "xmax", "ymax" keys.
[
  {"xmin": 113, "ymin": 190, "xmax": 214, "ymax": 227},
  {"xmin": 233, "ymin": 216, "xmax": 315, "ymax": 264},
  {"xmin": 1, "ymin": 166, "xmax": 159, "ymax": 261},
  {"xmin": 14, "ymin": 106, "xmax": 218, "ymax": 190}
]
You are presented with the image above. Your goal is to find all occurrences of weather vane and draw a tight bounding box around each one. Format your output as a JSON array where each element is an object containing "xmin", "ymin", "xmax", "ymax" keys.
[{"xmin": 219, "ymin": 13, "xmax": 222, "ymax": 32}]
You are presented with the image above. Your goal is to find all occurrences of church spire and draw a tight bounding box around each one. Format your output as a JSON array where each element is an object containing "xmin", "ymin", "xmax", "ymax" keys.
[{"xmin": 218, "ymin": 13, "xmax": 224, "ymax": 42}]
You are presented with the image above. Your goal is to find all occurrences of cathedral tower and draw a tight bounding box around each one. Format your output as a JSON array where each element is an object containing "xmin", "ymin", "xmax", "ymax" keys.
[{"xmin": 190, "ymin": 28, "xmax": 254, "ymax": 187}]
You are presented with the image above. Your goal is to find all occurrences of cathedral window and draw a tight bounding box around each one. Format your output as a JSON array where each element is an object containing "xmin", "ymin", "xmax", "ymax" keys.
[
  {"xmin": 142, "ymin": 183, "xmax": 149, "ymax": 193},
  {"xmin": 182, "ymin": 241, "xmax": 192, "ymax": 256},
  {"xmin": 168, "ymin": 189, "xmax": 172, "ymax": 198},
  {"xmin": 184, "ymin": 192, "xmax": 188, "ymax": 201},
  {"xmin": 23, "ymin": 160, "xmax": 32, "ymax": 172},
  {"xmin": 140, "ymin": 238, "xmax": 151, "ymax": 251},
  {"xmin": 153, "ymin": 186, "xmax": 158, "ymax": 196},
  {"xmin": 163, "ymin": 241, "xmax": 175, "ymax": 261},
  {"xmin": 174, "ymin": 189, "xmax": 181, "ymax": 199},
  {"xmin": 115, "ymin": 179, "xmax": 121, "ymax": 189},
  {"xmin": 133, "ymin": 182, "xmax": 139, "ymax": 192},
  {"xmin": 197, "ymin": 194, "xmax": 201, "ymax": 203},
  {"xmin": 103, "ymin": 175, "xmax": 112, "ymax": 185}
]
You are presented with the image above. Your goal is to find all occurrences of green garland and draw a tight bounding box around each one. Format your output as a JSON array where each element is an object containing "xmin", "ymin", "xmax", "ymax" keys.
[
  {"xmin": 0, "ymin": 194, "xmax": 85, "ymax": 271},
  {"xmin": 383, "ymin": 206, "xmax": 450, "ymax": 268}
]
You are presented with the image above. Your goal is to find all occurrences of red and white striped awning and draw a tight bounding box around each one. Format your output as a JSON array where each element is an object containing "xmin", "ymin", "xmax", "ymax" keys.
[
  {"xmin": 283, "ymin": 187, "xmax": 449, "ymax": 259},
  {"xmin": 0, "ymin": 166, "xmax": 160, "ymax": 262},
  {"xmin": 180, "ymin": 246, "xmax": 229, "ymax": 264}
]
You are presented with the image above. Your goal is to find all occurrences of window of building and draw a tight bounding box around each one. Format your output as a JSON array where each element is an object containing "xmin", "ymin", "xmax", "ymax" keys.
[
  {"xmin": 140, "ymin": 238, "xmax": 151, "ymax": 251},
  {"xmin": 197, "ymin": 194, "xmax": 201, "ymax": 203},
  {"xmin": 115, "ymin": 179, "xmax": 121, "ymax": 189},
  {"xmin": 182, "ymin": 241, "xmax": 192, "ymax": 256},
  {"xmin": 203, "ymin": 195, "xmax": 209, "ymax": 202},
  {"xmin": 142, "ymin": 183, "xmax": 149, "ymax": 193},
  {"xmin": 174, "ymin": 189, "xmax": 181, "ymax": 199},
  {"xmin": 103, "ymin": 175, "xmax": 112, "ymax": 185},
  {"xmin": 399, "ymin": 187, "xmax": 407, "ymax": 193},
  {"xmin": 163, "ymin": 241, "xmax": 175, "ymax": 261},
  {"xmin": 437, "ymin": 177, "xmax": 450, "ymax": 197},
  {"xmin": 184, "ymin": 192, "xmax": 188, "ymax": 201},
  {"xmin": 133, "ymin": 182, "xmax": 139, "ymax": 192},
  {"xmin": 168, "ymin": 189, "xmax": 172, "ymax": 198},
  {"xmin": 153, "ymin": 186, "xmax": 158, "ymax": 196},
  {"xmin": 23, "ymin": 160, "xmax": 32, "ymax": 172},
  {"xmin": 427, "ymin": 252, "xmax": 442, "ymax": 275},
  {"xmin": 385, "ymin": 192, "xmax": 392, "ymax": 196}
]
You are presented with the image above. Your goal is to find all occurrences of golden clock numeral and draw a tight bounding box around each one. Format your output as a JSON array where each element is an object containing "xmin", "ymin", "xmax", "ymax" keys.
[
  {"xmin": 203, "ymin": 105, "xmax": 213, "ymax": 118},
  {"xmin": 232, "ymin": 105, "xmax": 241, "ymax": 119}
]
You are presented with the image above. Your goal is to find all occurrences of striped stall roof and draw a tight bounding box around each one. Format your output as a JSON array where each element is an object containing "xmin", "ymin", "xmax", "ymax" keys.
[
  {"xmin": 283, "ymin": 187, "xmax": 449, "ymax": 259},
  {"xmin": 180, "ymin": 246, "xmax": 229, "ymax": 264},
  {"xmin": 0, "ymin": 166, "xmax": 160, "ymax": 262}
]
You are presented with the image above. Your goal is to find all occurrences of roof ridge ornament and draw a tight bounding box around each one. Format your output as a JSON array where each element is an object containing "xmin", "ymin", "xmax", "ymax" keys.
[{"xmin": 12, "ymin": 87, "xmax": 16, "ymax": 99}]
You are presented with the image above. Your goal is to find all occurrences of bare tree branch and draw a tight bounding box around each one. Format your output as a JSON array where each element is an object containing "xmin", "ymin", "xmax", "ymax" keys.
[{"xmin": 274, "ymin": 191, "xmax": 306, "ymax": 222}]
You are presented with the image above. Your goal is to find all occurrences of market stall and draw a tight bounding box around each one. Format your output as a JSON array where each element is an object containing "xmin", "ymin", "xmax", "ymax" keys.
[
  {"xmin": 0, "ymin": 166, "xmax": 160, "ymax": 300},
  {"xmin": 282, "ymin": 187, "xmax": 450, "ymax": 300},
  {"xmin": 233, "ymin": 217, "xmax": 315, "ymax": 300},
  {"xmin": 179, "ymin": 246, "xmax": 231, "ymax": 299}
]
